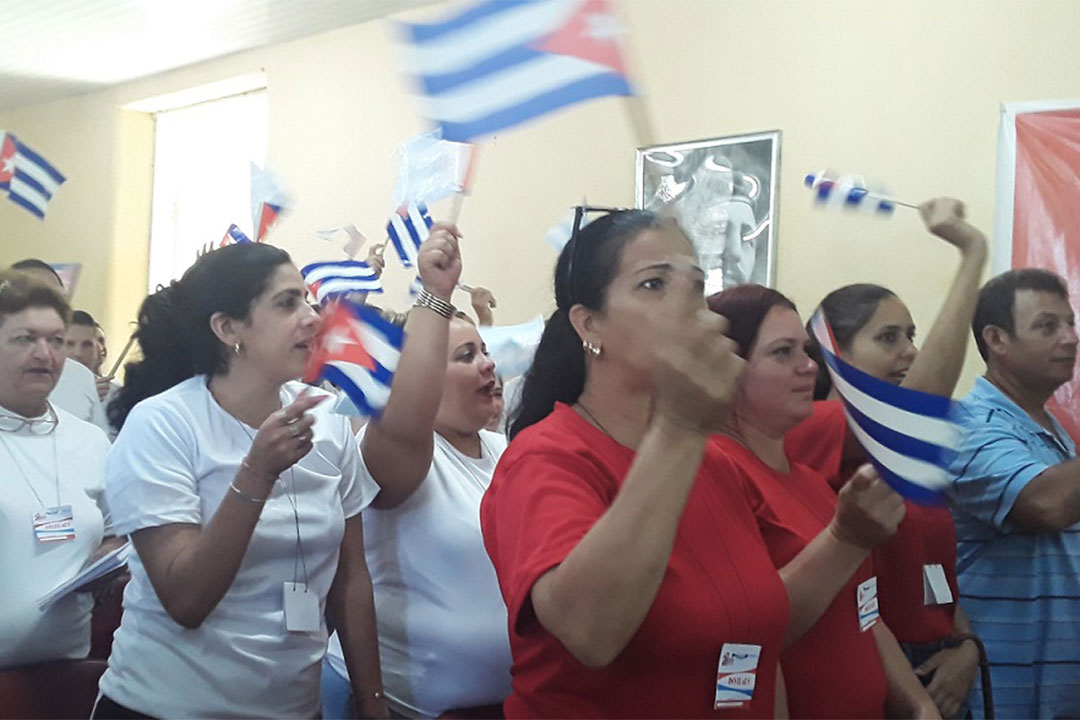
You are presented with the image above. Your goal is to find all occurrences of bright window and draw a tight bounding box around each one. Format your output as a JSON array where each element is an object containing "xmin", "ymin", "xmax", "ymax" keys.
[{"xmin": 146, "ymin": 90, "xmax": 268, "ymax": 292}]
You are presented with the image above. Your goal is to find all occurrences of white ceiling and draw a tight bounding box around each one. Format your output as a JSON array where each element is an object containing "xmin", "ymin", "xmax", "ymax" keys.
[{"xmin": 0, "ymin": 0, "xmax": 440, "ymax": 112}]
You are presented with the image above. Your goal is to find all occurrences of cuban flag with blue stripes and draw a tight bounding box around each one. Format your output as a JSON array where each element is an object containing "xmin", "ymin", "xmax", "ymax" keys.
[
  {"xmin": 810, "ymin": 310, "xmax": 961, "ymax": 505},
  {"xmin": 0, "ymin": 131, "xmax": 66, "ymax": 219},
  {"xmin": 300, "ymin": 260, "xmax": 384, "ymax": 305},
  {"xmin": 398, "ymin": 0, "xmax": 634, "ymax": 143},
  {"xmin": 387, "ymin": 201, "xmax": 433, "ymax": 268},
  {"xmin": 304, "ymin": 301, "xmax": 403, "ymax": 418},
  {"xmin": 220, "ymin": 224, "xmax": 252, "ymax": 247}
]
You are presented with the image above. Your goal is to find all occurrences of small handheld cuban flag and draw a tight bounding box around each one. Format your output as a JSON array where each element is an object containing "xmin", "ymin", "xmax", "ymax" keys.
[
  {"xmin": 805, "ymin": 172, "xmax": 915, "ymax": 216},
  {"xmin": 810, "ymin": 309, "xmax": 960, "ymax": 506},
  {"xmin": 304, "ymin": 301, "xmax": 403, "ymax": 418},
  {"xmin": 301, "ymin": 260, "xmax": 384, "ymax": 305},
  {"xmin": 220, "ymin": 224, "xmax": 252, "ymax": 247},
  {"xmin": 387, "ymin": 202, "xmax": 433, "ymax": 268},
  {"xmin": 398, "ymin": 0, "xmax": 635, "ymax": 143},
  {"xmin": 0, "ymin": 131, "xmax": 66, "ymax": 220}
]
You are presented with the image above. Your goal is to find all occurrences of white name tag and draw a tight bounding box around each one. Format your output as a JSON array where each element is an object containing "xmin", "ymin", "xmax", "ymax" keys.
[
  {"xmin": 714, "ymin": 643, "xmax": 761, "ymax": 709},
  {"xmin": 283, "ymin": 582, "xmax": 320, "ymax": 632},
  {"xmin": 857, "ymin": 576, "xmax": 880, "ymax": 632},
  {"xmin": 923, "ymin": 563, "xmax": 954, "ymax": 605},
  {"xmin": 33, "ymin": 505, "xmax": 75, "ymax": 543}
]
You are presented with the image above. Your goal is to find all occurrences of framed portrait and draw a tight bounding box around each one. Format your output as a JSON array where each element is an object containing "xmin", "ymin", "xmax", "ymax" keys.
[{"xmin": 635, "ymin": 131, "xmax": 780, "ymax": 294}]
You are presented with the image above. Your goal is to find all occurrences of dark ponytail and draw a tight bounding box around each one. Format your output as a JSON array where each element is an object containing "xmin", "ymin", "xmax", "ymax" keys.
[
  {"xmin": 807, "ymin": 283, "xmax": 896, "ymax": 399},
  {"xmin": 108, "ymin": 242, "xmax": 291, "ymax": 430},
  {"xmin": 509, "ymin": 210, "xmax": 665, "ymax": 439}
]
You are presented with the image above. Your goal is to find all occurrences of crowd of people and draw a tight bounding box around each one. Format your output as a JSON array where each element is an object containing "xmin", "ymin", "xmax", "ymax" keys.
[{"xmin": 2, "ymin": 196, "xmax": 1079, "ymax": 720}]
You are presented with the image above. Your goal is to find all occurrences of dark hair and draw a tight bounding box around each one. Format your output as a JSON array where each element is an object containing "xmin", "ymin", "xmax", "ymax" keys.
[
  {"xmin": 0, "ymin": 270, "xmax": 71, "ymax": 327},
  {"xmin": 70, "ymin": 309, "xmax": 96, "ymax": 327},
  {"xmin": 11, "ymin": 258, "xmax": 63, "ymax": 286},
  {"xmin": 706, "ymin": 284, "xmax": 798, "ymax": 359},
  {"xmin": 109, "ymin": 243, "xmax": 292, "ymax": 430},
  {"xmin": 806, "ymin": 283, "xmax": 896, "ymax": 399},
  {"xmin": 509, "ymin": 210, "xmax": 666, "ymax": 438},
  {"xmin": 972, "ymin": 268, "xmax": 1069, "ymax": 361}
]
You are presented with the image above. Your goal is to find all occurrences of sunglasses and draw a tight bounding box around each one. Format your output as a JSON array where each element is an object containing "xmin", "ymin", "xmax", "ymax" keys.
[{"xmin": 565, "ymin": 205, "xmax": 625, "ymax": 305}]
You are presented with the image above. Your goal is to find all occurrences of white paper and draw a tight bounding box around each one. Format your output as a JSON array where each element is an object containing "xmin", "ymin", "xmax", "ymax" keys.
[
  {"xmin": 37, "ymin": 541, "xmax": 130, "ymax": 611},
  {"xmin": 923, "ymin": 563, "xmax": 954, "ymax": 605}
]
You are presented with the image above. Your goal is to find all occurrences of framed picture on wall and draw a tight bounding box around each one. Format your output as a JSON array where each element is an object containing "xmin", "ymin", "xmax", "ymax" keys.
[{"xmin": 635, "ymin": 131, "xmax": 780, "ymax": 294}]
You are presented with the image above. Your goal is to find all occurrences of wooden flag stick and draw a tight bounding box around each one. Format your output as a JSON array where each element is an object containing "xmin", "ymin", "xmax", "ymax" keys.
[
  {"xmin": 448, "ymin": 143, "xmax": 480, "ymax": 226},
  {"xmin": 106, "ymin": 332, "xmax": 138, "ymax": 379}
]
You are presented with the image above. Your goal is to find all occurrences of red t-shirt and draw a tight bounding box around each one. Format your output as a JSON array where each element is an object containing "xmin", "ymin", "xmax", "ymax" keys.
[
  {"xmin": 480, "ymin": 403, "xmax": 790, "ymax": 719},
  {"xmin": 785, "ymin": 400, "xmax": 959, "ymax": 644},
  {"xmin": 711, "ymin": 434, "xmax": 888, "ymax": 720}
]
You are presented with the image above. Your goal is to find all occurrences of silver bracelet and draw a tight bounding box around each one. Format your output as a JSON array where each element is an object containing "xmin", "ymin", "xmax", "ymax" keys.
[
  {"xmin": 228, "ymin": 481, "xmax": 266, "ymax": 504},
  {"xmin": 413, "ymin": 288, "xmax": 456, "ymax": 319}
]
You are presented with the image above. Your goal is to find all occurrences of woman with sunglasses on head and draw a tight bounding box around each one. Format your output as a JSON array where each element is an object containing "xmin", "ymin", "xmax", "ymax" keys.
[
  {"xmin": 480, "ymin": 208, "xmax": 905, "ymax": 718},
  {"xmin": 785, "ymin": 198, "xmax": 987, "ymax": 718},
  {"xmin": 709, "ymin": 285, "xmax": 938, "ymax": 719},
  {"xmin": 322, "ymin": 223, "xmax": 512, "ymax": 719},
  {"xmin": 0, "ymin": 271, "xmax": 120, "ymax": 669},
  {"xmin": 93, "ymin": 243, "xmax": 385, "ymax": 719}
]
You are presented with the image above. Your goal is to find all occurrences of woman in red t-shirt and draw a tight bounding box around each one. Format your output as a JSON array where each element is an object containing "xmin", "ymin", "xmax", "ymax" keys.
[
  {"xmin": 480, "ymin": 208, "xmax": 905, "ymax": 718},
  {"xmin": 708, "ymin": 284, "xmax": 939, "ymax": 719},
  {"xmin": 787, "ymin": 198, "xmax": 986, "ymax": 719}
]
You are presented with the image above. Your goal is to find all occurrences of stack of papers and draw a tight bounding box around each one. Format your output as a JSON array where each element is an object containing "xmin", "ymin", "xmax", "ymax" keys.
[{"xmin": 37, "ymin": 542, "xmax": 131, "ymax": 611}]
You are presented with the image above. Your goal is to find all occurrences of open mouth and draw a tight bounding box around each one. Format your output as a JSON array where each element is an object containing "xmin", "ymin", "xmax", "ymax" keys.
[{"xmin": 294, "ymin": 340, "xmax": 313, "ymax": 351}]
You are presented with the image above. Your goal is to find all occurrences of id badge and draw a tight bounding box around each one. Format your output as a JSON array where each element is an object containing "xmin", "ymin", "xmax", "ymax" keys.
[
  {"xmin": 857, "ymin": 576, "xmax": 879, "ymax": 632},
  {"xmin": 714, "ymin": 643, "xmax": 761, "ymax": 709},
  {"xmin": 923, "ymin": 563, "xmax": 954, "ymax": 605},
  {"xmin": 283, "ymin": 582, "xmax": 320, "ymax": 632},
  {"xmin": 32, "ymin": 505, "xmax": 75, "ymax": 543}
]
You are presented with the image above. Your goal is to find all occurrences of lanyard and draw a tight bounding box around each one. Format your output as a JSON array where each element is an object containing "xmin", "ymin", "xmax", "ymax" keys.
[{"xmin": 0, "ymin": 423, "xmax": 61, "ymax": 509}]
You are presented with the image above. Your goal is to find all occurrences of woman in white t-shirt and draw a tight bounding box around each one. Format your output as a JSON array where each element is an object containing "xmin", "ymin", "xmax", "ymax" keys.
[
  {"xmin": 323, "ymin": 223, "xmax": 512, "ymax": 718},
  {"xmin": 94, "ymin": 243, "xmax": 386, "ymax": 719},
  {"xmin": 0, "ymin": 270, "xmax": 117, "ymax": 669}
]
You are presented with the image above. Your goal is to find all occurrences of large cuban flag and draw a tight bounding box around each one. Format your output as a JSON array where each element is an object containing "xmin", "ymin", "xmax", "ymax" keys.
[
  {"xmin": 810, "ymin": 310, "xmax": 961, "ymax": 506},
  {"xmin": 399, "ymin": 0, "xmax": 634, "ymax": 143}
]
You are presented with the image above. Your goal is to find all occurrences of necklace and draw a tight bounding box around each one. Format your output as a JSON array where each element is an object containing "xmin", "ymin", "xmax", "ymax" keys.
[{"xmin": 576, "ymin": 402, "xmax": 614, "ymax": 439}]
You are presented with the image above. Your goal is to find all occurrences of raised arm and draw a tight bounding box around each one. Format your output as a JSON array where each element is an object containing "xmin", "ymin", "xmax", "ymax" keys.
[
  {"xmin": 362, "ymin": 223, "xmax": 462, "ymax": 509},
  {"xmin": 531, "ymin": 310, "xmax": 744, "ymax": 668},
  {"xmin": 900, "ymin": 198, "xmax": 987, "ymax": 396},
  {"xmin": 131, "ymin": 393, "xmax": 325, "ymax": 629}
]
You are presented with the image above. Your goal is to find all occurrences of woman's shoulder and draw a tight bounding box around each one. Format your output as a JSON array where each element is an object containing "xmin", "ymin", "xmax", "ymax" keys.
[{"xmin": 119, "ymin": 376, "xmax": 211, "ymax": 439}]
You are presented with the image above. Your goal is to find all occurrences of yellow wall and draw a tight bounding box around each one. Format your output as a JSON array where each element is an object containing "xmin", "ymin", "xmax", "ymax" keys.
[{"xmin": 2, "ymin": 0, "xmax": 1079, "ymax": 392}]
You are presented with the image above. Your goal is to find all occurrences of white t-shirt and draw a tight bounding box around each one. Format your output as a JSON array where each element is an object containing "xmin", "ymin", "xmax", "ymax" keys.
[
  {"xmin": 327, "ymin": 429, "xmax": 512, "ymax": 717},
  {"xmin": 99, "ymin": 376, "xmax": 379, "ymax": 719},
  {"xmin": 0, "ymin": 405, "xmax": 110, "ymax": 668},
  {"xmin": 50, "ymin": 358, "xmax": 109, "ymax": 436}
]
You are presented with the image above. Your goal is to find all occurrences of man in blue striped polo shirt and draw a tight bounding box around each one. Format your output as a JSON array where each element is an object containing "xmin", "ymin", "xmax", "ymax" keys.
[{"xmin": 946, "ymin": 268, "xmax": 1080, "ymax": 719}]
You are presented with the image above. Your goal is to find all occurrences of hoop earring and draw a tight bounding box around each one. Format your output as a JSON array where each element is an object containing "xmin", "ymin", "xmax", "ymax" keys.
[{"xmin": 583, "ymin": 340, "xmax": 601, "ymax": 356}]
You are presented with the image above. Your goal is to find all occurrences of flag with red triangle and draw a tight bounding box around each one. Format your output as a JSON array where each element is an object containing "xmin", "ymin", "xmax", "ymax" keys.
[{"xmin": 303, "ymin": 301, "xmax": 403, "ymax": 418}]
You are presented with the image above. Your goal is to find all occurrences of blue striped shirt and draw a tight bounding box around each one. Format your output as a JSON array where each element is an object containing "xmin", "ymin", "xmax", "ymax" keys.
[{"xmin": 946, "ymin": 376, "xmax": 1080, "ymax": 719}]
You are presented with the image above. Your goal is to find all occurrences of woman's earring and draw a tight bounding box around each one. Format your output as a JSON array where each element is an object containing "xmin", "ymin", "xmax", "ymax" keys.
[
  {"xmin": 233, "ymin": 341, "xmax": 242, "ymax": 355},
  {"xmin": 583, "ymin": 340, "xmax": 601, "ymax": 356}
]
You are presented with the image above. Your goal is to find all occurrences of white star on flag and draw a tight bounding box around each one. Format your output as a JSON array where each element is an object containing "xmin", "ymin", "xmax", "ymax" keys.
[{"xmin": 585, "ymin": 12, "xmax": 624, "ymax": 40}]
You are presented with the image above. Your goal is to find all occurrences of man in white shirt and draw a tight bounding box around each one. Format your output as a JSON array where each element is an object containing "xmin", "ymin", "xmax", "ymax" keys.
[{"xmin": 11, "ymin": 260, "xmax": 110, "ymax": 435}]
